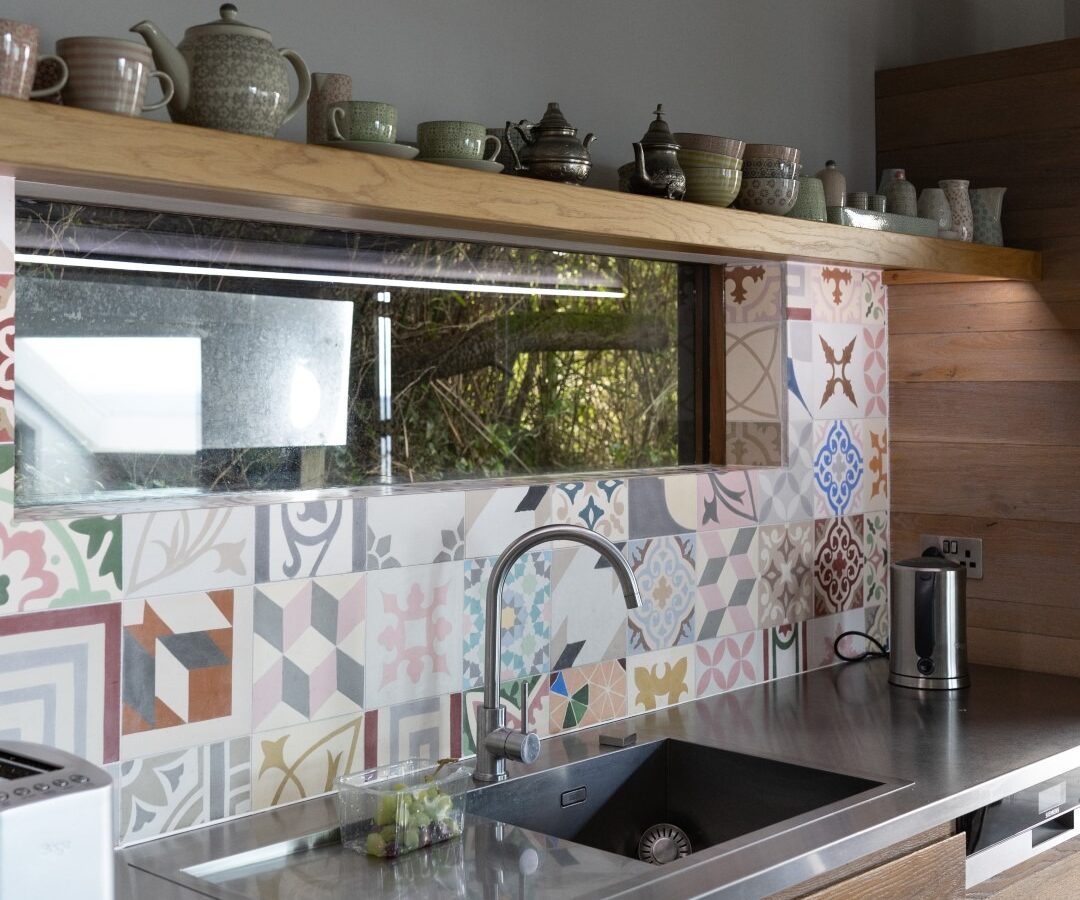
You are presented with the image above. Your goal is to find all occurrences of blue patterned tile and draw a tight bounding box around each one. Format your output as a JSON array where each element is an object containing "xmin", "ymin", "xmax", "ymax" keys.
[
  {"xmin": 625, "ymin": 534, "xmax": 696, "ymax": 654},
  {"xmin": 813, "ymin": 420, "xmax": 864, "ymax": 517}
]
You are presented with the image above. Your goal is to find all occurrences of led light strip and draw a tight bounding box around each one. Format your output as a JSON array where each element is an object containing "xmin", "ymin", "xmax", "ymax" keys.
[{"xmin": 13, "ymin": 253, "xmax": 627, "ymax": 299}]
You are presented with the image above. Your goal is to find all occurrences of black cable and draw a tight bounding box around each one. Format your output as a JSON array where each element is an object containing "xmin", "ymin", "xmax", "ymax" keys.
[{"xmin": 833, "ymin": 630, "xmax": 889, "ymax": 663}]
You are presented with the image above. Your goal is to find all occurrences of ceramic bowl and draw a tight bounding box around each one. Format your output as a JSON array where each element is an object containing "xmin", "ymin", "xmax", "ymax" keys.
[
  {"xmin": 742, "ymin": 158, "xmax": 801, "ymax": 179},
  {"xmin": 736, "ymin": 176, "xmax": 800, "ymax": 214},
  {"xmin": 744, "ymin": 143, "xmax": 800, "ymax": 165},
  {"xmin": 676, "ymin": 147, "xmax": 742, "ymax": 169},
  {"xmin": 618, "ymin": 162, "xmax": 635, "ymax": 192},
  {"xmin": 673, "ymin": 132, "xmax": 745, "ymax": 159},
  {"xmin": 683, "ymin": 166, "xmax": 742, "ymax": 207}
]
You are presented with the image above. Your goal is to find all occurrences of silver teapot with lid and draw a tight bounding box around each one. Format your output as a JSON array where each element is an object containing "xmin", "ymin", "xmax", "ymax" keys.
[
  {"xmin": 506, "ymin": 102, "xmax": 596, "ymax": 185},
  {"xmin": 630, "ymin": 104, "xmax": 686, "ymax": 200},
  {"xmin": 132, "ymin": 3, "xmax": 311, "ymax": 138}
]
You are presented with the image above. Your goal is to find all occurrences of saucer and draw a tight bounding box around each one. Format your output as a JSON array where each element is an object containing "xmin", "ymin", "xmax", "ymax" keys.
[
  {"xmin": 419, "ymin": 157, "xmax": 504, "ymax": 173},
  {"xmin": 326, "ymin": 140, "xmax": 420, "ymax": 159}
]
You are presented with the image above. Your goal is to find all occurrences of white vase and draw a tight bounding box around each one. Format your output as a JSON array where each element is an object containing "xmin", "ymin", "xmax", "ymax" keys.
[
  {"xmin": 970, "ymin": 187, "xmax": 1006, "ymax": 246},
  {"xmin": 939, "ymin": 179, "xmax": 973, "ymax": 242}
]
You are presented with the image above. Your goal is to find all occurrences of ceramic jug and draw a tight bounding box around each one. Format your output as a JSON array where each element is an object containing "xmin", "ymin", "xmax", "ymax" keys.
[
  {"xmin": 884, "ymin": 169, "xmax": 917, "ymax": 217},
  {"xmin": 939, "ymin": 179, "xmax": 974, "ymax": 242},
  {"xmin": 970, "ymin": 187, "xmax": 1006, "ymax": 246},
  {"xmin": 131, "ymin": 3, "xmax": 311, "ymax": 138},
  {"xmin": 816, "ymin": 160, "xmax": 846, "ymax": 208}
]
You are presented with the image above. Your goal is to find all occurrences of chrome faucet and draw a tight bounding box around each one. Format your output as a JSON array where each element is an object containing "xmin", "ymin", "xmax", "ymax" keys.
[{"xmin": 473, "ymin": 524, "xmax": 642, "ymax": 783}]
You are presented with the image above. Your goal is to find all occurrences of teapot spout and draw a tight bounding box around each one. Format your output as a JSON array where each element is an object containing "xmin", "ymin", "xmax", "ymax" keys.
[{"xmin": 130, "ymin": 20, "xmax": 189, "ymax": 113}]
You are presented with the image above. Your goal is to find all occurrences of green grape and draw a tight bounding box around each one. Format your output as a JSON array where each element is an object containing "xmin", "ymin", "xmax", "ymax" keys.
[
  {"xmin": 374, "ymin": 794, "xmax": 398, "ymax": 826},
  {"xmin": 365, "ymin": 832, "xmax": 387, "ymax": 857}
]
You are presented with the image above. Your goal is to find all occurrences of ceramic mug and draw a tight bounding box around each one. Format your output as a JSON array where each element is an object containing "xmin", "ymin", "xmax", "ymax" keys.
[
  {"xmin": 327, "ymin": 100, "xmax": 397, "ymax": 143},
  {"xmin": 417, "ymin": 120, "xmax": 500, "ymax": 161},
  {"xmin": 867, "ymin": 194, "xmax": 887, "ymax": 213},
  {"xmin": 57, "ymin": 37, "xmax": 173, "ymax": 116},
  {"xmin": 848, "ymin": 191, "xmax": 869, "ymax": 210},
  {"xmin": 307, "ymin": 72, "xmax": 351, "ymax": 144},
  {"xmin": 0, "ymin": 19, "xmax": 68, "ymax": 100}
]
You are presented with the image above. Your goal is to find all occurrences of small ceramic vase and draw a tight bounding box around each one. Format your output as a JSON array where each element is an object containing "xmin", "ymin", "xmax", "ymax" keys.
[
  {"xmin": 307, "ymin": 72, "xmax": 351, "ymax": 144},
  {"xmin": 877, "ymin": 168, "xmax": 903, "ymax": 196},
  {"xmin": 939, "ymin": 179, "xmax": 973, "ymax": 242},
  {"xmin": 884, "ymin": 169, "xmax": 917, "ymax": 217},
  {"xmin": 918, "ymin": 188, "xmax": 953, "ymax": 234},
  {"xmin": 816, "ymin": 159, "xmax": 846, "ymax": 207},
  {"xmin": 970, "ymin": 187, "xmax": 1006, "ymax": 246}
]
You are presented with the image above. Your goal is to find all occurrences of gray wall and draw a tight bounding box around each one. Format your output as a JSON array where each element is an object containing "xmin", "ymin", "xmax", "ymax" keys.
[{"xmin": 9, "ymin": 0, "xmax": 1069, "ymax": 191}]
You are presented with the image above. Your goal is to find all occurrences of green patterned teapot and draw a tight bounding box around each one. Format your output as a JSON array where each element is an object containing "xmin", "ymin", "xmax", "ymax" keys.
[{"xmin": 131, "ymin": 3, "xmax": 310, "ymax": 138}]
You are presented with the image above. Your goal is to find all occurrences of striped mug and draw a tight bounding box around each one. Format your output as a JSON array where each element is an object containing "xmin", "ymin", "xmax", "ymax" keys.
[{"xmin": 57, "ymin": 37, "xmax": 173, "ymax": 117}]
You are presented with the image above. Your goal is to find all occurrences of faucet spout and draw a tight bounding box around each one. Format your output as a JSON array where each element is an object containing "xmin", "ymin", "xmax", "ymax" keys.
[{"xmin": 474, "ymin": 524, "xmax": 641, "ymax": 783}]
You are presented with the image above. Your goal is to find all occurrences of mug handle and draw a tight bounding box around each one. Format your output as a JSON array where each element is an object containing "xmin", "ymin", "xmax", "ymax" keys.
[
  {"xmin": 141, "ymin": 70, "xmax": 175, "ymax": 112},
  {"xmin": 29, "ymin": 55, "xmax": 68, "ymax": 98},
  {"xmin": 483, "ymin": 133, "xmax": 502, "ymax": 162},
  {"xmin": 327, "ymin": 106, "xmax": 345, "ymax": 142}
]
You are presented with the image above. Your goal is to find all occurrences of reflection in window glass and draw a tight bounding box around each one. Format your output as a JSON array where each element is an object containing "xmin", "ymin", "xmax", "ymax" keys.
[{"xmin": 14, "ymin": 200, "xmax": 696, "ymax": 507}]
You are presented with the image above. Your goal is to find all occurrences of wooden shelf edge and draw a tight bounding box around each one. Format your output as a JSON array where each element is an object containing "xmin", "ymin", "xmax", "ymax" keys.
[{"xmin": 0, "ymin": 98, "xmax": 1041, "ymax": 282}]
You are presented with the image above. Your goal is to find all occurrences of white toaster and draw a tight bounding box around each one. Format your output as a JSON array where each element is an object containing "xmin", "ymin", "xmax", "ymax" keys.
[{"xmin": 0, "ymin": 741, "xmax": 113, "ymax": 900}]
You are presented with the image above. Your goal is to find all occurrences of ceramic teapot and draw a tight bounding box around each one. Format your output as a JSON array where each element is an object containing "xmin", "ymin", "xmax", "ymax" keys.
[
  {"xmin": 630, "ymin": 104, "xmax": 685, "ymax": 200},
  {"xmin": 131, "ymin": 3, "xmax": 310, "ymax": 138},
  {"xmin": 506, "ymin": 102, "xmax": 596, "ymax": 184}
]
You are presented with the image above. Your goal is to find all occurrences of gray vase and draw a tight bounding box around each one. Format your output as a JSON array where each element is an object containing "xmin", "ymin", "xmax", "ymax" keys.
[
  {"xmin": 970, "ymin": 187, "xmax": 1005, "ymax": 246},
  {"xmin": 917, "ymin": 188, "xmax": 952, "ymax": 233}
]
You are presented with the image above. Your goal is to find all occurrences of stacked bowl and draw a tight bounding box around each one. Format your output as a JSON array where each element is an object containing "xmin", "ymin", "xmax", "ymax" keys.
[
  {"xmin": 736, "ymin": 143, "xmax": 801, "ymax": 214},
  {"xmin": 674, "ymin": 132, "xmax": 745, "ymax": 207}
]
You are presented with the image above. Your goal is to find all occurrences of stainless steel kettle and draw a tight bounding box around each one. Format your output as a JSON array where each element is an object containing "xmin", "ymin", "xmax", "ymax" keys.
[{"xmin": 889, "ymin": 555, "xmax": 970, "ymax": 690}]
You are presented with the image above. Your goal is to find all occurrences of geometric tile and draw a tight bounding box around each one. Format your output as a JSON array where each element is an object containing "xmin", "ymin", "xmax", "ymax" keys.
[
  {"xmin": 366, "ymin": 492, "xmax": 464, "ymax": 569},
  {"xmin": 123, "ymin": 508, "xmax": 254, "ymax": 598},
  {"xmin": 863, "ymin": 419, "xmax": 889, "ymax": 511},
  {"xmin": 462, "ymin": 551, "xmax": 550, "ymax": 689},
  {"xmin": 371, "ymin": 694, "xmax": 461, "ymax": 767},
  {"xmin": 252, "ymin": 574, "xmax": 366, "ymax": 731},
  {"xmin": 786, "ymin": 320, "xmax": 814, "ymax": 421},
  {"xmin": 464, "ymin": 485, "xmax": 551, "ymax": 559},
  {"xmin": 725, "ymin": 262, "xmax": 783, "ymax": 324},
  {"xmin": 865, "ymin": 602, "xmax": 889, "ymax": 650},
  {"xmin": 766, "ymin": 622, "xmax": 806, "ymax": 681},
  {"xmin": 863, "ymin": 325, "xmax": 888, "ymax": 418},
  {"xmin": 364, "ymin": 562, "xmax": 462, "ymax": 708},
  {"xmin": 252, "ymin": 712, "xmax": 364, "ymax": 810},
  {"xmin": 757, "ymin": 522, "xmax": 814, "ymax": 627},
  {"xmin": 550, "ymin": 545, "xmax": 627, "ymax": 671},
  {"xmin": 695, "ymin": 630, "xmax": 764, "ymax": 699},
  {"xmin": 0, "ymin": 178, "xmax": 10, "ymax": 274},
  {"xmin": 462, "ymin": 675, "xmax": 548, "ymax": 754},
  {"xmin": 121, "ymin": 588, "xmax": 253, "ymax": 759},
  {"xmin": 814, "ymin": 516, "xmax": 865, "ymax": 616},
  {"xmin": 118, "ymin": 737, "xmax": 251, "ymax": 844},
  {"xmin": 806, "ymin": 609, "xmax": 868, "ymax": 670},
  {"xmin": 627, "ymin": 474, "xmax": 697, "ymax": 539},
  {"xmin": 726, "ymin": 323, "xmax": 783, "ymax": 421},
  {"xmin": 626, "ymin": 534, "xmax": 696, "ymax": 654},
  {"xmin": 551, "ymin": 480, "xmax": 628, "ymax": 541},
  {"xmin": 0, "ymin": 275, "xmax": 12, "ymax": 442},
  {"xmin": 0, "ymin": 603, "xmax": 121, "ymax": 763},
  {"xmin": 784, "ymin": 262, "xmax": 813, "ymax": 322},
  {"xmin": 548, "ymin": 659, "xmax": 626, "ymax": 734},
  {"xmin": 757, "ymin": 420, "xmax": 814, "ymax": 525},
  {"xmin": 812, "ymin": 324, "xmax": 866, "ymax": 419},
  {"xmin": 864, "ymin": 511, "xmax": 889, "ymax": 608},
  {"xmin": 726, "ymin": 422, "xmax": 782, "ymax": 467},
  {"xmin": 813, "ymin": 419, "xmax": 864, "ymax": 517},
  {"xmin": 697, "ymin": 470, "xmax": 758, "ymax": 530},
  {"xmin": 254, "ymin": 498, "xmax": 365, "ymax": 583},
  {"xmin": 695, "ymin": 527, "xmax": 758, "ymax": 639},
  {"xmin": 627, "ymin": 646, "xmax": 694, "ymax": 715}
]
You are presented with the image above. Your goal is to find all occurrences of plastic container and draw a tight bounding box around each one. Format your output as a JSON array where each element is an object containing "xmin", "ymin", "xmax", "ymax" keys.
[{"xmin": 336, "ymin": 758, "xmax": 469, "ymax": 859}]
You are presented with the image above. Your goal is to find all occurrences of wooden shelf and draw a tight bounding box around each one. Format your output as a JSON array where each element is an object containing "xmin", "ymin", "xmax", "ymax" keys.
[{"xmin": 0, "ymin": 97, "xmax": 1040, "ymax": 282}]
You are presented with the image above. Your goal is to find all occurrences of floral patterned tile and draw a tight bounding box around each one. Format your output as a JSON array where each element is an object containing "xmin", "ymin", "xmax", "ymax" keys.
[
  {"xmin": 252, "ymin": 574, "xmax": 365, "ymax": 731},
  {"xmin": 463, "ymin": 675, "xmax": 548, "ymax": 754},
  {"xmin": 367, "ymin": 694, "xmax": 461, "ymax": 767},
  {"xmin": 812, "ymin": 323, "xmax": 867, "ymax": 420},
  {"xmin": 766, "ymin": 623, "xmax": 807, "ymax": 680},
  {"xmin": 254, "ymin": 498, "xmax": 365, "ymax": 583},
  {"xmin": 726, "ymin": 323, "xmax": 783, "ymax": 422},
  {"xmin": 697, "ymin": 470, "xmax": 759, "ymax": 531},
  {"xmin": 806, "ymin": 609, "xmax": 868, "ymax": 670},
  {"xmin": 119, "ymin": 737, "xmax": 250, "ymax": 844},
  {"xmin": 863, "ymin": 325, "xmax": 888, "ymax": 418},
  {"xmin": 725, "ymin": 262, "xmax": 783, "ymax": 323},
  {"xmin": 627, "ymin": 646, "xmax": 694, "ymax": 715},
  {"xmin": 726, "ymin": 422, "xmax": 782, "ymax": 467},
  {"xmin": 861, "ymin": 269, "xmax": 888, "ymax": 324},
  {"xmin": 695, "ymin": 527, "xmax": 758, "ymax": 639},
  {"xmin": 808, "ymin": 264, "xmax": 862, "ymax": 324},
  {"xmin": 865, "ymin": 602, "xmax": 889, "ymax": 651},
  {"xmin": 757, "ymin": 420, "xmax": 814, "ymax": 525},
  {"xmin": 551, "ymin": 480, "xmax": 627, "ymax": 541},
  {"xmin": 252, "ymin": 712, "xmax": 365, "ymax": 810},
  {"xmin": 548, "ymin": 658, "xmax": 626, "ymax": 734},
  {"xmin": 813, "ymin": 419, "xmax": 865, "ymax": 518},
  {"xmin": 695, "ymin": 631, "xmax": 765, "ymax": 699},
  {"xmin": 0, "ymin": 177, "xmax": 11, "ymax": 273},
  {"xmin": 462, "ymin": 551, "xmax": 550, "ymax": 689},
  {"xmin": 864, "ymin": 511, "xmax": 889, "ymax": 609},
  {"xmin": 814, "ymin": 516, "xmax": 865, "ymax": 616},
  {"xmin": 364, "ymin": 562, "xmax": 463, "ymax": 708},
  {"xmin": 0, "ymin": 275, "xmax": 12, "ymax": 442},
  {"xmin": 464, "ymin": 485, "xmax": 550, "ymax": 559},
  {"xmin": 366, "ymin": 492, "xmax": 464, "ymax": 569},
  {"xmin": 123, "ymin": 508, "xmax": 254, "ymax": 598},
  {"xmin": 786, "ymin": 320, "xmax": 814, "ymax": 422},
  {"xmin": 626, "ymin": 534, "xmax": 696, "ymax": 655},
  {"xmin": 863, "ymin": 419, "xmax": 889, "ymax": 511},
  {"xmin": 549, "ymin": 545, "xmax": 628, "ymax": 670},
  {"xmin": 757, "ymin": 522, "xmax": 814, "ymax": 628},
  {"xmin": 121, "ymin": 587, "xmax": 253, "ymax": 759},
  {"xmin": 627, "ymin": 474, "xmax": 697, "ymax": 539}
]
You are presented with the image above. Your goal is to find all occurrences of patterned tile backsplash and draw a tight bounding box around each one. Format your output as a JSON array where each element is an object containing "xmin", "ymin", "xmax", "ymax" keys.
[{"xmin": 0, "ymin": 178, "xmax": 890, "ymax": 846}]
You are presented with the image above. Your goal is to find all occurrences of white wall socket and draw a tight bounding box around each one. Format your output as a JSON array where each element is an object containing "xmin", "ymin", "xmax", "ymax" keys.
[{"xmin": 918, "ymin": 534, "xmax": 983, "ymax": 580}]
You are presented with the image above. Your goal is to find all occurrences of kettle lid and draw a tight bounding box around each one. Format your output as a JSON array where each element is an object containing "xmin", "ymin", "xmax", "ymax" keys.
[
  {"xmin": 893, "ymin": 556, "xmax": 964, "ymax": 572},
  {"xmin": 638, "ymin": 104, "xmax": 679, "ymax": 149}
]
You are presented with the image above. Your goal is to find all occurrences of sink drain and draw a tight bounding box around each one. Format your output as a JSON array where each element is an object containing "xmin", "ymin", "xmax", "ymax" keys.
[{"xmin": 638, "ymin": 823, "xmax": 692, "ymax": 865}]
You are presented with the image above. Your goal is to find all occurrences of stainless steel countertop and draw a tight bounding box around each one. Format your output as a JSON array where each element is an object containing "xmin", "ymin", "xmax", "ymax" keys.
[{"xmin": 117, "ymin": 661, "xmax": 1080, "ymax": 899}]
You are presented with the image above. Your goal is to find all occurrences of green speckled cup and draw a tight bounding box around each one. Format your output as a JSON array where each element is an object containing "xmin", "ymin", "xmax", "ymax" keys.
[
  {"xmin": 417, "ymin": 120, "xmax": 500, "ymax": 160},
  {"xmin": 327, "ymin": 101, "xmax": 397, "ymax": 143}
]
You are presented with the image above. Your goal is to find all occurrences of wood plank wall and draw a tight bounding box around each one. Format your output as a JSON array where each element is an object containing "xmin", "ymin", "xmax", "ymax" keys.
[{"xmin": 877, "ymin": 39, "xmax": 1080, "ymax": 677}]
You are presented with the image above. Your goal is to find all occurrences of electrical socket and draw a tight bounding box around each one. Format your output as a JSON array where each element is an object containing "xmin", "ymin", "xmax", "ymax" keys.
[{"xmin": 919, "ymin": 534, "xmax": 983, "ymax": 580}]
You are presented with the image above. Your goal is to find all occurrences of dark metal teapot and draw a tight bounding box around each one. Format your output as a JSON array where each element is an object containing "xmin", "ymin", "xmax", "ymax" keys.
[
  {"xmin": 630, "ymin": 104, "xmax": 685, "ymax": 200},
  {"xmin": 506, "ymin": 102, "xmax": 596, "ymax": 185}
]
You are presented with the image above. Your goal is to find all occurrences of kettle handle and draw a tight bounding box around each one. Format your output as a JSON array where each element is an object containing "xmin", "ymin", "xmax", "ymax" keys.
[
  {"xmin": 914, "ymin": 571, "xmax": 936, "ymax": 661},
  {"xmin": 280, "ymin": 48, "xmax": 312, "ymax": 126}
]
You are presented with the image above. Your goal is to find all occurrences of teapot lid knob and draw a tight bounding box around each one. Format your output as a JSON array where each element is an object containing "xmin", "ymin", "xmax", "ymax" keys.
[
  {"xmin": 220, "ymin": 3, "xmax": 239, "ymax": 20},
  {"xmin": 654, "ymin": 104, "xmax": 664, "ymax": 119}
]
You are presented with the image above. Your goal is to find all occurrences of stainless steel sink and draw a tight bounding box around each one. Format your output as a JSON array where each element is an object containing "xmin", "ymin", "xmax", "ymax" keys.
[{"xmin": 467, "ymin": 738, "xmax": 893, "ymax": 864}]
